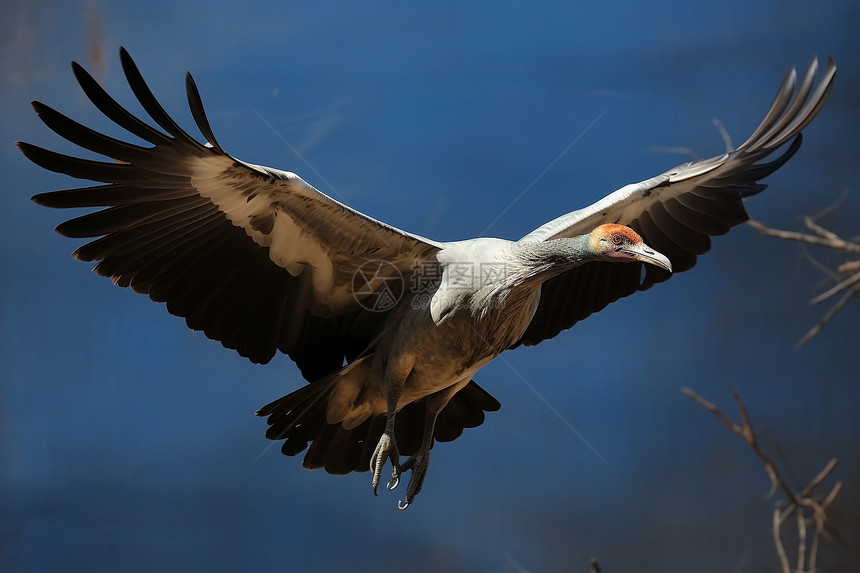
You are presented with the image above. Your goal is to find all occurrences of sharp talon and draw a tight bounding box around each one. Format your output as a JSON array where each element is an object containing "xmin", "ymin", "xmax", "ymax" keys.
[
  {"xmin": 397, "ymin": 499, "xmax": 411, "ymax": 510},
  {"xmin": 370, "ymin": 432, "xmax": 399, "ymax": 498}
]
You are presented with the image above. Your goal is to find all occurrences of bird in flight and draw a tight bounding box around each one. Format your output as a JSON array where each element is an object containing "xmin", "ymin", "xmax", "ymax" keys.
[{"xmin": 19, "ymin": 49, "xmax": 835, "ymax": 509}]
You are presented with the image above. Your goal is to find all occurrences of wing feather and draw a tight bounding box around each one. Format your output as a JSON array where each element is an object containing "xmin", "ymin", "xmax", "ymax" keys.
[
  {"xmin": 71, "ymin": 60, "xmax": 174, "ymax": 147},
  {"xmin": 20, "ymin": 47, "xmax": 441, "ymax": 369},
  {"xmin": 517, "ymin": 57, "xmax": 835, "ymax": 347}
]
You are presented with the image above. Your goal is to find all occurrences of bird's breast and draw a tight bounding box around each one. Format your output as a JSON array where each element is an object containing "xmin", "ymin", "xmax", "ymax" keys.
[
  {"xmin": 411, "ymin": 283, "xmax": 540, "ymax": 371},
  {"xmin": 378, "ymin": 277, "xmax": 541, "ymax": 404}
]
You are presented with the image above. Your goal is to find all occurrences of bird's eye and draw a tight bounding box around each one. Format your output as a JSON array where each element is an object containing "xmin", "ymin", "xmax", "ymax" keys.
[{"xmin": 611, "ymin": 233, "xmax": 624, "ymax": 245}]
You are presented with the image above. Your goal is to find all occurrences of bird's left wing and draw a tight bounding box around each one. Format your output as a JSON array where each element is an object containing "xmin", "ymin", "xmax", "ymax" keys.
[
  {"xmin": 19, "ymin": 48, "xmax": 443, "ymax": 367},
  {"xmin": 516, "ymin": 57, "xmax": 835, "ymax": 347}
]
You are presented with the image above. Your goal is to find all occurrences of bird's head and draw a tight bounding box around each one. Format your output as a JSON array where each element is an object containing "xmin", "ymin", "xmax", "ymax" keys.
[{"xmin": 588, "ymin": 224, "xmax": 672, "ymax": 272}]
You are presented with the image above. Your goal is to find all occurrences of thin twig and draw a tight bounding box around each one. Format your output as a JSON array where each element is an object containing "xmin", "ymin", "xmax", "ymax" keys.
[
  {"xmin": 682, "ymin": 386, "xmax": 797, "ymax": 503},
  {"xmin": 747, "ymin": 219, "xmax": 860, "ymax": 255},
  {"xmin": 684, "ymin": 387, "xmax": 842, "ymax": 572},
  {"xmin": 801, "ymin": 245, "xmax": 842, "ymax": 282},
  {"xmin": 821, "ymin": 481, "xmax": 843, "ymax": 512},
  {"xmin": 804, "ymin": 215, "xmax": 842, "ymax": 241},
  {"xmin": 797, "ymin": 283, "xmax": 860, "ymax": 348},
  {"xmin": 680, "ymin": 387, "xmax": 743, "ymax": 434},
  {"xmin": 774, "ymin": 507, "xmax": 792, "ymax": 573},
  {"xmin": 800, "ymin": 458, "xmax": 839, "ymax": 498},
  {"xmin": 837, "ymin": 260, "xmax": 860, "ymax": 274},
  {"xmin": 747, "ymin": 215, "xmax": 860, "ymax": 346},
  {"xmin": 797, "ymin": 509, "xmax": 807, "ymax": 571},
  {"xmin": 778, "ymin": 460, "xmax": 840, "ymax": 524},
  {"xmin": 809, "ymin": 516, "xmax": 823, "ymax": 572},
  {"xmin": 808, "ymin": 481, "xmax": 842, "ymax": 572},
  {"xmin": 809, "ymin": 271, "xmax": 860, "ymax": 305}
]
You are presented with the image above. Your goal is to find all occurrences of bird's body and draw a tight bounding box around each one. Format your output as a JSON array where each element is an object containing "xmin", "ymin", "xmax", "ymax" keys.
[
  {"xmin": 321, "ymin": 234, "xmax": 604, "ymax": 424},
  {"xmin": 263, "ymin": 230, "xmax": 653, "ymax": 504},
  {"xmin": 19, "ymin": 49, "xmax": 835, "ymax": 508}
]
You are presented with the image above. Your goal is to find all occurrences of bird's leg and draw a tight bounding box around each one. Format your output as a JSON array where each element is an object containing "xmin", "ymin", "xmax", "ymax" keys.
[
  {"xmin": 370, "ymin": 385, "xmax": 402, "ymax": 496},
  {"xmin": 390, "ymin": 384, "xmax": 464, "ymax": 510},
  {"xmin": 392, "ymin": 405, "xmax": 436, "ymax": 510}
]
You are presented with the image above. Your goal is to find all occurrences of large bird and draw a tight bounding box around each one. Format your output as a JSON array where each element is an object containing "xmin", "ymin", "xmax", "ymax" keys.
[{"xmin": 19, "ymin": 49, "xmax": 835, "ymax": 509}]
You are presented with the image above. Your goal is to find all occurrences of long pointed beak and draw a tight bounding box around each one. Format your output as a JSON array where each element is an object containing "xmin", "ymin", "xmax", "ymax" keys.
[{"xmin": 622, "ymin": 243, "xmax": 673, "ymax": 272}]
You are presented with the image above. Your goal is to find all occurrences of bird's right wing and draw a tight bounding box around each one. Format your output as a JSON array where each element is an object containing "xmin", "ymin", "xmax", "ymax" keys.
[
  {"xmin": 516, "ymin": 57, "xmax": 835, "ymax": 347},
  {"xmin": 20, "ymin": 48, "xmax": 442, "ymax": 372}
]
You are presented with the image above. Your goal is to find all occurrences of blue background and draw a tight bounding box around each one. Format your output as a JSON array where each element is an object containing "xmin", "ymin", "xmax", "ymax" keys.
[{"xmin": 2, "ymin": 1, "xmax": 859, "ymax": 571}]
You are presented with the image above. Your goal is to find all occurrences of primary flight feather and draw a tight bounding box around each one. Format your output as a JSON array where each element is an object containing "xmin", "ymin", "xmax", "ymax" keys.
[{"xmin": 19, "ymin": 48, "xmax": 835, "ymax": 508}]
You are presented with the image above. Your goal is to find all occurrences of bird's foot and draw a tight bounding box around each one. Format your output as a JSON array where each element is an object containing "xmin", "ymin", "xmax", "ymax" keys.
[
  {"xmin": 370, "ymin": 432, "xmax": 399, "ymax": 496},
  {"xmin": 390, "ymin": 450, "xmax": 430, "ymax": 510}
]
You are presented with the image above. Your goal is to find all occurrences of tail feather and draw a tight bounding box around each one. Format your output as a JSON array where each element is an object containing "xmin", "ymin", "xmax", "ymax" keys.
[
  {"xmin": 256, "ymin": 369, "xmax": 501, "ymax": 474},
  {"xmin": 440, "ymin": 379, "xmax": 500, "ymax": 440}
]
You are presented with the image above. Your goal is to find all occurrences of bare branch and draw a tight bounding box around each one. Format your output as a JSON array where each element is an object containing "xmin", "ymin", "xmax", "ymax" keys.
[
  {"xmin": 797, "ymin": 509, "xmax": 807, "ymax": 571},
  {"xmin": 684, "ymin": 387, "xmax": 843, "ymax": 572},
  {"xmin": 804, "ymin": 215, "xmax": 842, "ymax": 241},
  {"xmin": 821, "ymin": 481, "xmax": 843, "ymax": 512},
  {"xmin": 779, "ymin": 460, "xmax": 840, "ymax": 524},
  {"xmin": 797, "ymin": 283, "xmax": 860, "ymax": 348},
  {"xmin": 809, "ymin": 518, "xmax": 822, "ymax": 572},
  {"xmin": 801, "ymin": 458, "xmax": 839, "ymax": 498},
  {"xmin": 773, "ymin": 508, "xmax": 792, "ymax": 573},
  {"xmin": 801, "ymin": 245, "xmax": 842, "ymax": 282},
  {"xmin": 730, "ymin": 387, "xmax": 754, "ymax": 440},
  {"xmin": 748, "ymin": 212, "xmax": 860, "ymax": 346},
  {"xmin": 838, "ymin": 260, "xmax": 860, "ymax": 274},
  {"xmin": 809, "ymin": 271, "xmax": 860, "ymax": 305},
  {"xmin": 680, "ymin": 387, "xmax": 743, "ymax": 434},
  {"xmin": 682, "ymin": 386, "xmax": 797, "ymax": 502},
  {"xmin": 747, "ymin": 219, "xmax": 860, "ymax": 255}
]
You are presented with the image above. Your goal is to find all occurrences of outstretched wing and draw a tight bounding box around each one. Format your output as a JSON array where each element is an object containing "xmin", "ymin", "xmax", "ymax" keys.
[
  {"xmin": 19, "ymin": 47, "xmax": 442, "ymax": 371},
  {"xmin": 517, "ymin": 57, "xmax": 835, "ymax": 347}
]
